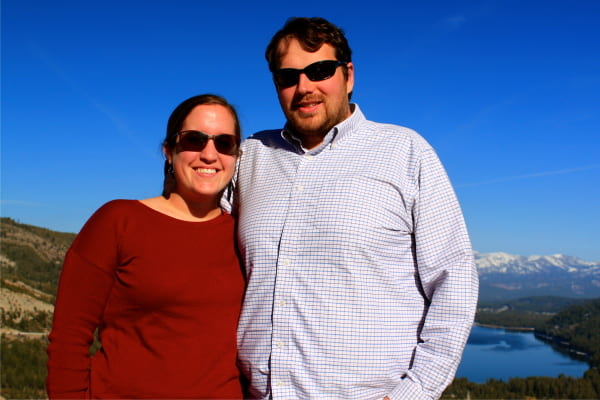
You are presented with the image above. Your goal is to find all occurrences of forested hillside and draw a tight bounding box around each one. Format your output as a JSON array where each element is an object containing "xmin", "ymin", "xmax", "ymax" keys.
[
  {"xmin": 537, "ymin": 297, "xmax": 600, "ymax": 367},
  {"xmin": 475, "ymin": 296, "xmax": 588, "ymax": 331},
  {"xmin": 1, "ymin": 217, "xmax": 73, "ymax": 398},
  {"xmin": 1, "ymin": 217, "xmax": 74, "ymax": 296}
]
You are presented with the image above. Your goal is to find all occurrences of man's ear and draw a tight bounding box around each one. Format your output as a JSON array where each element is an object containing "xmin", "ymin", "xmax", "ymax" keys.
[{"xmin": 345, "ymin": 62, "xmax": 355, "ymax": 95}]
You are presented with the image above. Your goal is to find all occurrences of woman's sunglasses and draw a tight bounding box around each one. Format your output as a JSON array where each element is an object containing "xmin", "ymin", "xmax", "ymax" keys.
[
  {"xmin": 175, "ymin": 130, "xmax": 240, "ymax": 155},
  {"xmin": 273, "ymin": 60, "xmax": 347, "ymax": 88}
]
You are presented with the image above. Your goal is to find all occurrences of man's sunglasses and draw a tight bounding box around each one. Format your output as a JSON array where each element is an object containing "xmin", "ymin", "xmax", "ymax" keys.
[
  {"xmin": 273, "ymin": 60, "xmax": 347, "ymax": 88},
  {"xmin": 175, "ymin": 130, "xmax": 240, "ymax": 155}
]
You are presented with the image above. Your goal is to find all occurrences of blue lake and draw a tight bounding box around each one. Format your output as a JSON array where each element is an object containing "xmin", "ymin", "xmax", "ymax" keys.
[{"xmin": 455, "ymin": 325, "xmax": 590, "ymax": 383}]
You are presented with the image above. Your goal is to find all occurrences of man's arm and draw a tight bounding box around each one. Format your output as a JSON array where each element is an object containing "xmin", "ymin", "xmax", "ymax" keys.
[{"xmin": 389, "ymin": 148, "xmax": 479, "ymax": 400}]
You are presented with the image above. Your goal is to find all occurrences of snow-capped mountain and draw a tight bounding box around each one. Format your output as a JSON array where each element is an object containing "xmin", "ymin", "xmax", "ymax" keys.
[
  {"xmin": 475, "ymin": 252, "xmax": 600, "ymax": 274},
  {"xmin": 474, "ymin": 252, "xmax": 600, "ymax": 301}
]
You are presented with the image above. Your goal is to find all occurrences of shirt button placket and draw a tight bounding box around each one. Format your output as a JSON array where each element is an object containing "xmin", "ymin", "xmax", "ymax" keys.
[
  {"xmin": 272, "ymin": 254, "xmax": 291, "ymax": 395},
  {"xmin": 272, "ymin": 152, "xmax": 313, "ymax": 397}
]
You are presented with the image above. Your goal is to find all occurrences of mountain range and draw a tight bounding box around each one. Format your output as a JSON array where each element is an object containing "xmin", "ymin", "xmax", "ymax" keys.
[{"xmin": 475, "ymin": 251, "xmax": 600, "ymax": 301}]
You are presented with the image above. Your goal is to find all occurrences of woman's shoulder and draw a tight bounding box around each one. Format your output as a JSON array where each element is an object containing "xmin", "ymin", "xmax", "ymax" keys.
[
  {"xmin": 71, "ymin": 200, "xmax": 143, "ymax": 249},
  {"xmin": 99, "ymin": 198, "xmax": 139, "ymax": 209},
  {"xmin": 80, "ymin": 199, "xmax": 147, "ymax": 231},
  {"xmin": 92, "ymin": 199, "xmax": 144, "ymax": 217}
]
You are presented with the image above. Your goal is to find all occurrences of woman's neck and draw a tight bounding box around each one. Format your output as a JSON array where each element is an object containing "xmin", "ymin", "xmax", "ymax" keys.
[{"xmin": 141, "ymin": 193, "xmax": 222, "ymax": 222}]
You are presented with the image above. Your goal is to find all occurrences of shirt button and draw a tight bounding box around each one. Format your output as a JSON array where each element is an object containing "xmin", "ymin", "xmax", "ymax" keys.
[
  {"xmin": 277, "ymin": 341, "xmax": 284, "ymax": 348},
  {"xmin": 279, "ymin": 300, "xmax": 286, "ymax": 307},
  {"xmin": 282, "ymin": 259, "xmax": 291, "ymax": 267},
  {"xmin": 276, "ymin": 381, "xmax": 284, "ymax": 387},
  {"xmin": 296, "ymin": 184, "xmax": 304, "ymax": 191}
]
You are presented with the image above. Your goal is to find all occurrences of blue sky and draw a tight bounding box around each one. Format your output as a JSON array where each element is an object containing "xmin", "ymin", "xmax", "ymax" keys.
[{"xmin": 2, "ymin": 1, "xmax": 599, "ymax": 261}]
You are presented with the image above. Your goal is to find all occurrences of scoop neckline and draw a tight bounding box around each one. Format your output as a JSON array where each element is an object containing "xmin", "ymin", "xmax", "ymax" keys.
[{"xmin": 134, "ymin": 200, "xmax": 227, "ymax": 225}]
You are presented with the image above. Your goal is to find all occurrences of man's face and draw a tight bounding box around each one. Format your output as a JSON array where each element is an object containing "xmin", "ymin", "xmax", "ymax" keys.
[{"xmin": 274, "ymin": 37, "xmax": 354, "ymax": 149}]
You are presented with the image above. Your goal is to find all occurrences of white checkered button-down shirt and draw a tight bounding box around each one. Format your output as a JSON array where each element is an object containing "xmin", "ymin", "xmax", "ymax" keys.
[{"xmin": 233, "ymin": 104, "xmax": 479, "ymax": 400}]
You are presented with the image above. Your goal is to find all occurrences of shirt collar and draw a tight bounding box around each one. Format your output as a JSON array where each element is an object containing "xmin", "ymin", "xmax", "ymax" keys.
[{"xmin": 280, "ymin": 103, "xmax": 366, "ymax": 155}]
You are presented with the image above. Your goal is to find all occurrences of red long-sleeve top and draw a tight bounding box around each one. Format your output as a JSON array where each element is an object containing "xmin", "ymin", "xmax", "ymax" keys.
[{"xmin": 46, "ymin": 200, "xmax": 245, "ymax": 399}]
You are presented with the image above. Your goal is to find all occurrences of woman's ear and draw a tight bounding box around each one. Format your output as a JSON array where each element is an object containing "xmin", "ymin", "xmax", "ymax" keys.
[{"xmin": 163, "ymin": 145, "xmax": 172, "ymax": 164}]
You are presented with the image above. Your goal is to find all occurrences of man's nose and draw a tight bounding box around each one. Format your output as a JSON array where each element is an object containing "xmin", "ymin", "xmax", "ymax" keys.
[{"xmin": 296, "ymin": 73, "xmax": 316, "ymax": 93}]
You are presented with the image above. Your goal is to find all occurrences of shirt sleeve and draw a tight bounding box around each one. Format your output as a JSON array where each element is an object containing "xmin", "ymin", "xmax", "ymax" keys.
[
  {"xmin": 46, "ymin": 202, "xmax": 121, "ymax": 399},
  {"xmin": 390, "ymin": 148, "xmax": 479, "ymax": 400},
  {"xmin": 219, "ymin": 154, "xmax": 241, "ymax": 215}
]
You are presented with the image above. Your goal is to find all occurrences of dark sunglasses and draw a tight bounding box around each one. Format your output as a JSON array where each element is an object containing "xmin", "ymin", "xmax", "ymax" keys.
[
  {"xmin": 273, "ymin": 60, "xmax": 347, "ymax": 88},
  {"xmin": 175, "ymin": 130, "xmax": 240, "ymax": 155}
]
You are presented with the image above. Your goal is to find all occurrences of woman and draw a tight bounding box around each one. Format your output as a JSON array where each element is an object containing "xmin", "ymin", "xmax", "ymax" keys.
[{"xmin": 46, "ymin": 94, "xmax": 245, "ymax": 399}]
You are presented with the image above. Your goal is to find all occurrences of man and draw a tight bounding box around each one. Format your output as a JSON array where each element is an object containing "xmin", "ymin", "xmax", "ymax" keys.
[{"xmin": 232, "ymin": 17, "xmax": 479, "ymax": 400}]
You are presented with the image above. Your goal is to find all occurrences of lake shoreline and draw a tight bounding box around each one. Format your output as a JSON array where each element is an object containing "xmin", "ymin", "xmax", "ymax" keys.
[
  {"xmin": 457, "ymin": 325, "xmax": 590, "ymax": 383},
  {"xmin": 474, "ymin": 322, "xmax": 535, "ymax": 332},
  {"xmin": 473, "ymin": 322, "xmax": 591, "ymax": 359}
]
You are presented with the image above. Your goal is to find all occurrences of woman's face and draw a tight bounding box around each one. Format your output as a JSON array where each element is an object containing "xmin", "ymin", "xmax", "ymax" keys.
[{"xmin": 166, "ymin": 104, "xmax": 238, "ymax": 203}]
